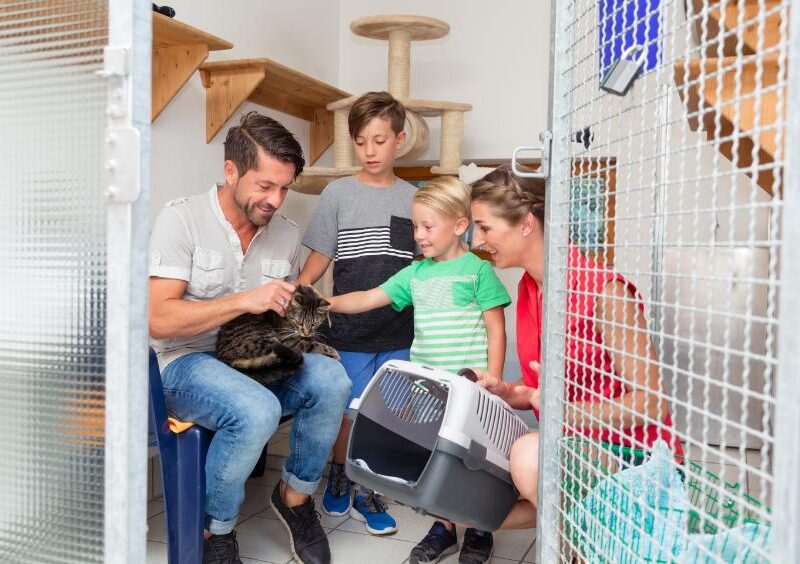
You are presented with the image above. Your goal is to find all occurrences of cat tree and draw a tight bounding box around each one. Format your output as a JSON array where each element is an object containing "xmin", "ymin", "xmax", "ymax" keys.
[{"xmin": 292, "ymin": 15, "xmax": 472, "ymax": 194}]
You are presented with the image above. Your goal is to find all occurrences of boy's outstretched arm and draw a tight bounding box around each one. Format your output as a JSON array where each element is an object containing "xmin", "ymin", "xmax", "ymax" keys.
[
  {"xmin": 298, "ymin": 250, "xmax": 332, "ymax": 286},
  {"xmin": 328, "ymin": 287, "xmax": 392, "ymax": 314},
  {"xmin": 483, "ymin": 306, "xmax": 506, "ymax": 378}
]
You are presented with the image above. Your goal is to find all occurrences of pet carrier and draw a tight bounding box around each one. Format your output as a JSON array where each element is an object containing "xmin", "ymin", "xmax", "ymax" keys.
[{"xmin": 345, "ymin": 360, "xmax": 530, "ymax": 531}]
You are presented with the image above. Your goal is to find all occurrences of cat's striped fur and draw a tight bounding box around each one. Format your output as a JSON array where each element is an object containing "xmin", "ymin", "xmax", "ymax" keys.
[{"xmin": 216, "ymin": 285, "xmax": 339, "ymax": 387}]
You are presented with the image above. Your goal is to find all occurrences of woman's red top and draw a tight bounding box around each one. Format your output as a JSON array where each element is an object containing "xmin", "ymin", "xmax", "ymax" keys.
[{"xmin": 516, "ymin": 246, "xmax": 682, "ymax": 455}]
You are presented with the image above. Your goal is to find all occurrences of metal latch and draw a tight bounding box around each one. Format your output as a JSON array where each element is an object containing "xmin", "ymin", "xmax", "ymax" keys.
[
  {"xmin": 511, "ymin": 130, "xmax": 552, "ymax": 179},
  {"xmin": 600, "ymin": 44, "xmax": 646, "ymax": 96}
]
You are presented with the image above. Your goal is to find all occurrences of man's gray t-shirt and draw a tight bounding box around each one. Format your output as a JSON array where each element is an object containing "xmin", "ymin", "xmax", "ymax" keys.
[
  {"xmin": 149, "ymin": 184, "xmax": 301, "ymax": 370},
  {"xmin": 302, "ymin": 176, "xmax": 416, "ymax": 352}
]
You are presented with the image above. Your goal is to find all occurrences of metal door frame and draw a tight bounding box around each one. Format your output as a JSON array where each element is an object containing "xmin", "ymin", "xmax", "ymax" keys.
[
  {"xmin": 536, "ymin": 0, "xmax": 800, "ymax": 560},
  {"xmin": 103, "ymin": 2, "xmax": 151, "ymax": 562}
]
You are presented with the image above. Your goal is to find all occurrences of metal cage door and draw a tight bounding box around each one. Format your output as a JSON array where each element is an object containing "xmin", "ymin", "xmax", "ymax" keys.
[
  {"xmin": 533, "ymin": 0, "xmax": 800, "ymax": 561},
  {"xmin": 0, "ymin": 1, "xmax": 150, "ymax": 562}
]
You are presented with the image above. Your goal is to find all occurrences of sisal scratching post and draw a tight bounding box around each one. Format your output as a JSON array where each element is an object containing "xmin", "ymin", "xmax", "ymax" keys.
[
  {"xmin": 351, "ymin": 15, "xmax": 449, "ymax": 100},
  {"xmin": 387, "ymin": 30, "xmax": 411, "ymax": 99},
  {"xmin": 431, "ymin": 110, "xmax": 465, "ymax": 175},
  {"xmin": 333, "ymin": 108, "xmax": 353, "ymax": 168}
]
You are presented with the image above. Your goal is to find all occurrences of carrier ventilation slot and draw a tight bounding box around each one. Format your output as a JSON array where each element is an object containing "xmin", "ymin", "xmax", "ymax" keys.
[
  {"xmin": 377, "ymin": 369, "xmax": 446, "ymax": 425},
  {"xmin": 476, "ymin": 392, "xmax": 528, "ymax": 456}
]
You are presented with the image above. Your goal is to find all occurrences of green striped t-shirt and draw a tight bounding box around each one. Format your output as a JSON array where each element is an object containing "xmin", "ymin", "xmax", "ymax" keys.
[{"xmin": 380, "ymin": 252, "xmax": 511, "ymax": 373}]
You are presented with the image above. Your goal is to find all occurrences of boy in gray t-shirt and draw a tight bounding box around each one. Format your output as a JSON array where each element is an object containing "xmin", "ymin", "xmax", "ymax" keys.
[{"xmin": 299, "ymin": 92, "xmax": 416, "ymax": 535}]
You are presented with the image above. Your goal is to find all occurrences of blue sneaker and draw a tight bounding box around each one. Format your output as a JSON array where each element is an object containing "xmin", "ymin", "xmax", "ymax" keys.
[
  {"xmin": 350, "ymin": 491, "xmax": 398, "ymax": 535},
  {"xmin": 322, "ymin": 463, "xmax": 352, "ymax": 516}
]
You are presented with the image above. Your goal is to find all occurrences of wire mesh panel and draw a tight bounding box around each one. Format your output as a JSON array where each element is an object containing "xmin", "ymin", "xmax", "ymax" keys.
[
  {"xmin": 539, "ymin": 0, "xmax": 796, "ymax": 560},
  {"xmin": 0, "ymin": 1, "xmax": 108, "ymax": 561}
]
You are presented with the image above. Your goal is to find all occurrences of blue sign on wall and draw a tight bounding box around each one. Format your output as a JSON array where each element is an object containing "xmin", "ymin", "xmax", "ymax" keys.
[{"xmin": 599, "ymin": 0, "xmax": 661, "ymax": 78}]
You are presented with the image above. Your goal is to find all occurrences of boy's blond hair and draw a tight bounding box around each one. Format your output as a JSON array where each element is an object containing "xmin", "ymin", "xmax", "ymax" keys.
[
  {"xmin": 413, "ymin": 176, "xmax": 472, "ymax": 221},
  {"xmin": 348, "ymin": 91, "xmax": 406, "ymax": 138}
]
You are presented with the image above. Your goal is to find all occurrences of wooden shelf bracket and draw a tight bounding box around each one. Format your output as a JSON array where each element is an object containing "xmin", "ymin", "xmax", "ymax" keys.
[
  {"xmin": 198, "ymin": 59, "xmax": 350, "ymax": 164},
  {"xmin": 152, "ymin": 13, "xmax": 232, "ymax": 121}
]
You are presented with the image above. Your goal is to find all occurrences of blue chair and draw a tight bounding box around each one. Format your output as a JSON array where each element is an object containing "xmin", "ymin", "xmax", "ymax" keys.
[
  {"xmin": 149, "ymin": 349, "xmax": 211, "ymax": 564},
  {"xmin": 148, "ymin": 349, "xmax": 292, "ymax": 563}
]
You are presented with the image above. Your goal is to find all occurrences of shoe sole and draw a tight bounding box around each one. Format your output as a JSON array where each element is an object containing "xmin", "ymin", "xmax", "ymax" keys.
[
  {"xmin": 348, "ymin": 506, "xmax": 398, "ymax": 535},
  {"xmin": 458, "ymin": 545, "xmax": 493, "ymax": 564},
  {"xmin": 321, "ymin": 498, "xmax": 351, "ymax": 517},
  {"xmin": 409, "ymin": 543, "xmax": 459, "ymax": 564}
]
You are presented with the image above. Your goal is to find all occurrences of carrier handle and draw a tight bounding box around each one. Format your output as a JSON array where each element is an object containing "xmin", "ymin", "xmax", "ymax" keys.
[{"xmin": 457, "ymin": 368, "xmax": 479, "ymax": 382}]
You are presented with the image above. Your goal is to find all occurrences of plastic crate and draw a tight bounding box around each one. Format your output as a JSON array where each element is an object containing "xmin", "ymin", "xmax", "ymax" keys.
[
  {"xmin": 561, "ymin": 439, "xmax": 772, "ymax": 562},
  {"xmin": 345, "ymin": 360, "xmax": 529, "ymax": 531}
]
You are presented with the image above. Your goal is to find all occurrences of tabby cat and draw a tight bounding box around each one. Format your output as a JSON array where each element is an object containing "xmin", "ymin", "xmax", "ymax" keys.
[{"xmin": 215, "ymin": 284, "xmax": 340, "ymax": 387}]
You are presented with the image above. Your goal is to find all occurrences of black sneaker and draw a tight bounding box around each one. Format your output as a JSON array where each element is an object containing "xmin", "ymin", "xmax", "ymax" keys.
[
  {"xmin": 270, "ymin": 482, "xmax": 331, "ymax": 564},
  {"xmin": 202, "ymin": 530, "xmax": 242, "ymax": 564},
  {"xmin": 409, "ymin": 521, "xmax": 459, "ymax": 564},
  {"xmin": 459, "ymin": 528, "xmax": 493, "ymax": 564}
]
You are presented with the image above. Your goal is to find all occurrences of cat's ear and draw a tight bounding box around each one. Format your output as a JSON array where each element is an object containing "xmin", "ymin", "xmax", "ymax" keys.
[{"xmin": 305, "ymin": 284, "xmax": 324, "ymax": 299}]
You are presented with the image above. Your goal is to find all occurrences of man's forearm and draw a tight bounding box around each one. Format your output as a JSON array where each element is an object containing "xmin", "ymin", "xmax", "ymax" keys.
[{"xmin": 149, "ymin": 293, "xmax": 246, "ymax": 339}]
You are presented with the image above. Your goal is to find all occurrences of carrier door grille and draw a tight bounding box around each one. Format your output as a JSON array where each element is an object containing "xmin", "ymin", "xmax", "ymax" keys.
[
  {"xmin": 377, "ymin": 369, "xmax": 447, "ymax": 425},
  {"xmin": 477, "ymin": 393, "xmax": 528, "ymax": 456}
]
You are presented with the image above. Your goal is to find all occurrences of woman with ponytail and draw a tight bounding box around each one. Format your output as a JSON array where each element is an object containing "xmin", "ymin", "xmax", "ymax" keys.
[{"xmin": 469, "ymin": 164, "xmax": 681, "ymax": 529}]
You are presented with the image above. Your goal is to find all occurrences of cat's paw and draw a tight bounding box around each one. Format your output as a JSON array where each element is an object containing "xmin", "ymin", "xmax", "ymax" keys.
[{"xmin": 313, "ymin": 343, "xmax": 340, "ymax": 361}]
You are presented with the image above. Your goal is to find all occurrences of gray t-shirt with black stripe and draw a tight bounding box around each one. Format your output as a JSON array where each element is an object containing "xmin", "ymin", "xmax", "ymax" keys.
[{"xmin": 302, "ymin": 176, "xmax": 417, "ymax": 352}]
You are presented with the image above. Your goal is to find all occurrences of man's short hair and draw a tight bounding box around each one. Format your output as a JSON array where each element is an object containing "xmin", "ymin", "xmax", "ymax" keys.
[
  {"xmin": 348, "ymin": 91, "xmax": 406, "ymax": 139},
  {"xmin": 224, "ymin": 111, "xmax": 305, "ymax": 178}
]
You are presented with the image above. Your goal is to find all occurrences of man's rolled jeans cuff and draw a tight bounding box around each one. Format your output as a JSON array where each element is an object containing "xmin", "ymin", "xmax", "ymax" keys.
[
  {"xmin": 282, "ymin": 468, "xmax": 320, "ymax": 497},
  {"xmin": 207, "ymin": 516, "xmax": 237, "ymax": 536}
]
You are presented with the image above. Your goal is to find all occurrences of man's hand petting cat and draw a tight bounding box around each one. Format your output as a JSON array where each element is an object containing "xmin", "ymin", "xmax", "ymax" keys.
[{"xmin": 239, "ymin": 279, "xmax": 296, "ymax": 316}]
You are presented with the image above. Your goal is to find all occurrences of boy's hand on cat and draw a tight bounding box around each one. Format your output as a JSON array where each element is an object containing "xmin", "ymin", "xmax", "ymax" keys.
[{"xmin": 240, "ymin": 280, "xmax": 296, "ymax": 316}]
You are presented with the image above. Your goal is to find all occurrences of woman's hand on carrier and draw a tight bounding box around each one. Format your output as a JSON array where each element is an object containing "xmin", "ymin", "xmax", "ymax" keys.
[
  {"xmin": 474, "ymin": 369, "xmax": 508, "ymax": 398},
  {"xmin": 528, "ymin": 387, "xmax": 540, "ymax": 411},
  {"xmin": 527, "ymin": 361, "xmax": 541, "ymax": 410}
]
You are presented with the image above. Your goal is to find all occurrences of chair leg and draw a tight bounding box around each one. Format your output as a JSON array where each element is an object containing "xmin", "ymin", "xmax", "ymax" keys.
[{"xmin": 171, "ymin": 427, "xmax": 210, "ymax": 564}]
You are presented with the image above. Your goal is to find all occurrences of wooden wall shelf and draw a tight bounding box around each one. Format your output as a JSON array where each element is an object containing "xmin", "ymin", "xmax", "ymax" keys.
[
  {"xmin": 152, "ymin": 12, "xmax": 232, "ymax": 121},
  {"xmin": 198, "ymin": 58, "xmax": 350, "ymax": 164}
]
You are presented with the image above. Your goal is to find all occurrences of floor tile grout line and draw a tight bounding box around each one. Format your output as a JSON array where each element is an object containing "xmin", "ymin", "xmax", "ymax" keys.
[{"xmin": 520, "ymin": 538, "xmax": 536, "ymax": 563}]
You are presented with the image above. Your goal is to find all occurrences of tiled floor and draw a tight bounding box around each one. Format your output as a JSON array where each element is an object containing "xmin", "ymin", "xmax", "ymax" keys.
[
  {"xmin": 682, "ymin": 443, "xmax": 772, "ymax": 508},
  {"xmin": 146, "ymin": 424, "xmax": 776, "ymax": 563},
  {"xmin": 145, "ymin": 422, "xmax": 536, "ymax": 564}
]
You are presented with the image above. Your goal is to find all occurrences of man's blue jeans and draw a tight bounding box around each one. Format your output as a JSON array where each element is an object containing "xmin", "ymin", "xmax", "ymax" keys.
[{"xmin": 161, "ymin": 352, "xmax": 351, "ymax": 535}]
